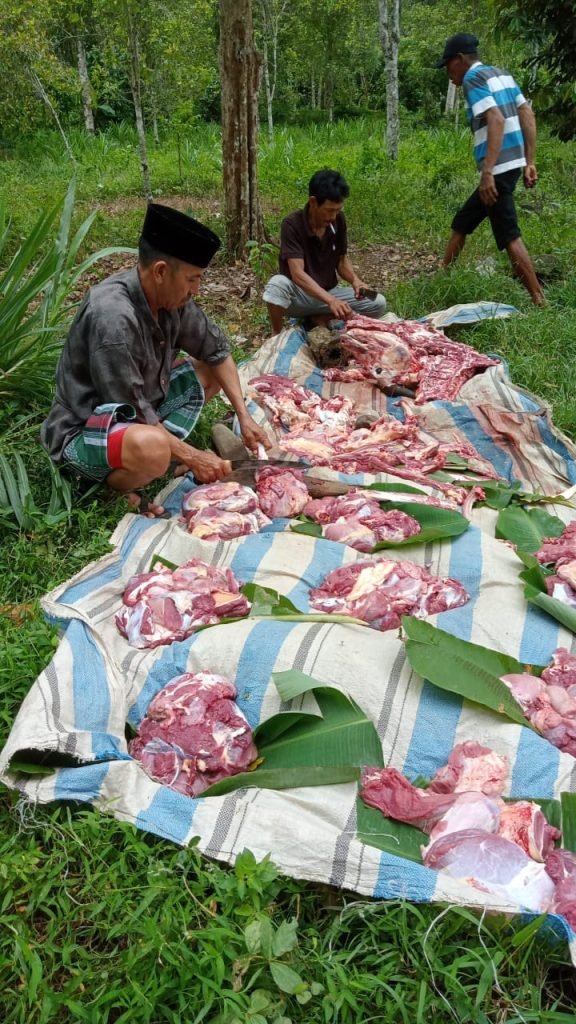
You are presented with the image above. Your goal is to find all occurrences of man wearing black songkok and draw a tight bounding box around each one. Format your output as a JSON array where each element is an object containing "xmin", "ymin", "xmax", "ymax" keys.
[{"xmin": 41, "ymin": 203, "xmax": 270, "ymax": 515}]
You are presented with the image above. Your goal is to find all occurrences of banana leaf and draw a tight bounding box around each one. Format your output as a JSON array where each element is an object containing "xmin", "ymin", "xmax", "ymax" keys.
[
  {"xmin": 402, "ymin": 617, "xmax": 536, "ymax": 728},
  {"xmin": 356, "ymin": 798, "xmax": 427, "ymax": 863},
  {"xmin": 457, "ymin": 479, "xmax": 576, "ymax": 512},
  {"xmin": 203, "ymin": 683, "xmax": 384, "ymax": 797},
  {"xmin": 290, "ymin": 502, "xmax": 469, "ymax": 548},
  {"xmin": 366, "ymin": 482, "xmax": 426, "ymax": 495},
  {"xmin": 518, "ymin": 553, "xmax": 576, "ymax": 635},
  {"xmin": 560, "ymin": 794, "xmax": 576, "ymax": 853},
  {"xmin": 496, "ymin": 506, "xmax": 565, "ymax": 552},
  {"xmin": 372, "ymin": 502, "xmax": 469, "ymax": 549}
]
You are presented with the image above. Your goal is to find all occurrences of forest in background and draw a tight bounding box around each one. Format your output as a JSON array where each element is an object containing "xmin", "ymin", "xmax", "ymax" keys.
[{"xmin": 1, "ymin": 0, "xmax": 574, "ymax": 153}]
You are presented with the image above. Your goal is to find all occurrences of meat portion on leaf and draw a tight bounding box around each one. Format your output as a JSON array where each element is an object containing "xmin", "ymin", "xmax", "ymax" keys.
[
  {"xmin": 309, "ymin": 557, "xmax": 468, "ymax": 630},
  {"xmin": 129, "ymin": 672, "xmax": 257, "ymax": 797}
]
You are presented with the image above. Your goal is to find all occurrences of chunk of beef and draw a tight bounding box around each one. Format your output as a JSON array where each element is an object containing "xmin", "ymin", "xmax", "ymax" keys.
[
  {"xmin": 309, "ymin": 557, "xmax": 468, "ymax": 630},
  {"xmin": 116, "ymin": 558, "xmax": 251, "ymax": 649},
  {"xmin": 423, "ymin": 829, "xmax": 555, "ymax": 912},
  {"xmin": 428, "ymin": 741, "xmax": 509, "ymax": 797},
  {"xmin": 129, "ymin": 672, "xmax": 257, "ymax": 797},
  {"xmin": 545, "ymin": 849, "xmax": 576, "ymax": 928},
  {"xmin": 186, "ymin": 506, "xmax": 271, "ymax": 540},
  {"xmin": 255, "ymin": 465, "xmax": 310, "ymax": 518},
  {"xmin": 182, "ymin": 481, "xmax": 260, "ymax": 518}
]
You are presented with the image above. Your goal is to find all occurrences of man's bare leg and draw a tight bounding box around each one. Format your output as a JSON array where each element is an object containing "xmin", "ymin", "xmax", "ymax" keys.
[
  {"xmin": 266, "ymin": 302, "xmax": 286, "ymax": 334},
  {"xmin": 106, "ymin": 425, "xmax": 171, "ymax": 516},
  {"xmin": 443, "ymin": 230, "xmax": 467, "ymax": 267},
  {"xmin": 506, "ymin": 237, "xmax": 545, "ymax": 306}
]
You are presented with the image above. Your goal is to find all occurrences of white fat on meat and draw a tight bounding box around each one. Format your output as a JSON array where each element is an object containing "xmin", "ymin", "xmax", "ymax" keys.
[
  {"xmin": 422, "ymin": 829, "xmax": 555, "ymax": 913},
  {"xmin": 116, "ymin": 558, "xmax": 250, "ymax": 649},
  {"xmin": 428, "ymin": 741, "xmax": 509, "ymax": 797}
]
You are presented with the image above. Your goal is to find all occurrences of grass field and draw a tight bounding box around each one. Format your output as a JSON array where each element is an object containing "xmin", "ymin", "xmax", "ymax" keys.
[{"xmin": 1, "ymin": 118, "xmax": 576, "ymax": 1022}]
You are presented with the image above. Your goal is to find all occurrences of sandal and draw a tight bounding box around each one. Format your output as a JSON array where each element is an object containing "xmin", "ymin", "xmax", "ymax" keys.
[{"xmin": 131, "ymin": 490, "xmax": 171, "ymax": 519}]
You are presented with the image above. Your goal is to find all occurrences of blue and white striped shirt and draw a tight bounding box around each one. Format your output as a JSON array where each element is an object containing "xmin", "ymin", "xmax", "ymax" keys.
[{"xmin": 462, "ymin": 62, "xmax": 527, "ymax": 174}]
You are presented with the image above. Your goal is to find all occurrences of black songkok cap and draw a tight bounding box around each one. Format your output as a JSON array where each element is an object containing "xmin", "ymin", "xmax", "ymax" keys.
[
  {"xmin": 435, "ymin": 33, "xmax": 480, "ymax": 68},
  {"xmin": 140, "ymin": 203, "xmax": 221, "ymax": 268}
]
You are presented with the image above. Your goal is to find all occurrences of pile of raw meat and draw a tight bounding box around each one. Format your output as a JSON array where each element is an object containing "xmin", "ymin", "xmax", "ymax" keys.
[
  {"xmin": 249, "ymin": 374, "xmax": 497, "ymax": 491},
  {"xmin": 309, "ymin": 557, "xmax": 469, "ymax": 630},
  {"xmin": 116, "ymin": 559, "xmax": 251, "ymax": 648},
  {"xmin": 303, "ymin": 490, "xmax": 422, "ymax": 552},
  {"xmin": 501, "ymin": 647, "xmax": 576, "ymax": 757},
  {"xmin": 535, "ymin": 522, "xmax": 576, "ymax": 608},
  {"xmin": 182, "ymin": 481, "xmax": 271, "ymax": 539},
  {"xmin": 181, "ymin": 472, "xmax": 310, "ymax": 538},
  {"xmin": 129, "ymin": 672, "xmax": 257, "ymax": 797},
  {"xmin": 249, "ymin": 374, "xmax": 355, "ymax": 431},
  {"xmin": 323, "ymin": 314, "xmax": 500, "ymax": 404},
  {"xmin": 361, "ymin": 741, "xmax": 576, "ymax": 924}
]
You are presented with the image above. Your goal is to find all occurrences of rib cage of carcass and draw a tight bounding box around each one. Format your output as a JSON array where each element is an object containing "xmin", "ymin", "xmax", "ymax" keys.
[{"xmin": 324, "ymin": 314, "xmax": 500, "ymax": 404}]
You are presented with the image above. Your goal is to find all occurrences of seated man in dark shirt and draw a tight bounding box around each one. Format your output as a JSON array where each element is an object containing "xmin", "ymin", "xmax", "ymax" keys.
[
  {"xmin": 263, "ymin": 169, "xmax": 386, "ymax": 335},
  {"xmin": 41, "ymin": 203, "xmax": 270, "ymax": 516}
]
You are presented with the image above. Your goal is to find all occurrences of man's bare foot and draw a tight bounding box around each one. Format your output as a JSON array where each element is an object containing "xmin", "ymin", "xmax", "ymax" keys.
[{"xmin": 125, "ymin": 491, "xmax": 169, "ymax": 518}]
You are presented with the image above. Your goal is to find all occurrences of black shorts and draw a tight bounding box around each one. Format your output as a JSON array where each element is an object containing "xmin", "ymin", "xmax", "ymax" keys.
[{"xmin": 451, "ymin": 168, "xmax": 522, "ymax": 250}]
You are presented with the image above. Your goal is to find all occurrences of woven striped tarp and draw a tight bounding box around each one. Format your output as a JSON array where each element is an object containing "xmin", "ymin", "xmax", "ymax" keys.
[{"xmin": 3, "ymin": 310, "xmax": 576, "ymax": 959}]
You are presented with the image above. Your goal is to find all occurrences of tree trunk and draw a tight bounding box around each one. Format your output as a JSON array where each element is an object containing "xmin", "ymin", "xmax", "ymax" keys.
[
  {"xmin": 29, "ymin": 69, "xmax": 76, "ymax": 162},
  {"xmin": 444, "ymin": 80, "xmax": 457, "ymax": 115},
  {"xmin": 261, "ymin": 32, "xmax": 274, "ymax": 140},
  {"xmin": 126, "ymin": 11, "xmax": 152, "ymax": 200},
  {"xmin": 378, "ymin": 0, "xmax": 400, "ymax": 160},
  {"xmin": 219, "ymin": 0, "xmax": 266, "ymax": 257},
  {"xmin": 77, "ymin": 36, "xmax": 95, "ymax": 134}
]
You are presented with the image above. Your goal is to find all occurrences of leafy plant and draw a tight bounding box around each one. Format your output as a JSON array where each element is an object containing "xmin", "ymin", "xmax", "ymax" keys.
[
  {"xmin": 0, "ymin": 451, "xmax": 72, "ymax": 532},
  {"xmin": 0, "ymin": 179, "xmax": 133, "ymax": 404}
]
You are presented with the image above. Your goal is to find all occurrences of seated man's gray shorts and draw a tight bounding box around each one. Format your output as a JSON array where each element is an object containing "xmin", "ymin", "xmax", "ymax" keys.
[{"xmin": 262, "ymin": 275, "xmax": 386, "ymax": 320}]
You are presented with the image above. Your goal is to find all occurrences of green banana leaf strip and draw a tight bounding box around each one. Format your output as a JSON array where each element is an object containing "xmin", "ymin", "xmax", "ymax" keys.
[
  {"xmin": 203, "ymin": 765, "xmax": 360, "ymax": 797},
  {"xmin": 372, "ymin": 502, "xmax": 469, "ymax": 549},
  {"xmin": 150, "ymin": 554, "xmax": 178, "ymax": 571},
  {"xmin": 8, "ymin": 760, "xmax": 55, "ymax": 776},
  {"xmin": 496, "ymin": 506, "xmax": 565, "ymax": 553},
  {"xmin": 289, "ymin": 520, "xmax": 322, "ymax": 538},
  {"xmin": 560, "ymin": 793, "xmax": 576, "ymax": 853},
  {"xmin": 402, "ymin": 617, "xmax": 537, "ymax": 728},
  {"xmin": 253, "ymin": 710, "xmax": 321, "ymax": 744},
  {"xmin": 356, "ymin": 798, "xmax": 427, "ymax": 864},
  {"xmin": 241, "ymin": 582, "xmax": 300, "ymax": 615},
  {"xmin": 522, "ymin": 582, "xmax": 576, "ymax": 635},
  {"xmin": 366, "ymin": 482, "xmax": 425, "ymax": 495},
  {"xmin": 273, "ymin": 669, "xmax": 330, "ymax": 701},
  {"xmin": 203, "ymin": 683, "xmax": 383, "ymax": 797}
]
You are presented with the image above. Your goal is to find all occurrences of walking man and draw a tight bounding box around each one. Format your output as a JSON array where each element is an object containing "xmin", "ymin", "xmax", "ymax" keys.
[{"xmin": 436, "ymin": 33, "xmax": 545, "ymax": 306}]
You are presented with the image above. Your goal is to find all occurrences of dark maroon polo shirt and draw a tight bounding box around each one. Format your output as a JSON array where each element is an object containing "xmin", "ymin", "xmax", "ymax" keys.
[{"xmin": 278, "ymin": 204, "xmax": 348, "ymax": 291}]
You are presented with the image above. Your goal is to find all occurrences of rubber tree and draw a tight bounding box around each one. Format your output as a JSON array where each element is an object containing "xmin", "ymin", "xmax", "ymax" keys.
[
  {"xmin": 219, "ymin": 0, "xmax": 266, "ymax": 257},
  {"xmin": 378, "ymin": 0, "xmax": 400, "ymax": 159}
]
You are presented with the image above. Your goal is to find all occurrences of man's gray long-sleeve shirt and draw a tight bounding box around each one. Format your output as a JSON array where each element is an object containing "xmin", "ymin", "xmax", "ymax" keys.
[{"xmin": 41, "ymin": 267, "xmax": 230, "ymax": 461}]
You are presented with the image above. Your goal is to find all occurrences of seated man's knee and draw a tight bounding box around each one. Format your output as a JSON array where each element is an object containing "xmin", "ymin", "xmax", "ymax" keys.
[
  {"xmin": 262, "ymin": 274, "xmax": 294, "ymax": 307},
  {"xmin": 123, "ymin": 425, "xmax": 171, "ymax": 478}
]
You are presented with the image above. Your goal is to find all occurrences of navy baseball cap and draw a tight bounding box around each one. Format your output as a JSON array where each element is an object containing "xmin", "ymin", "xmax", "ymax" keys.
[{"xmin": 436, "ymin": 33, "xmax": 479, "ymax": 68}]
